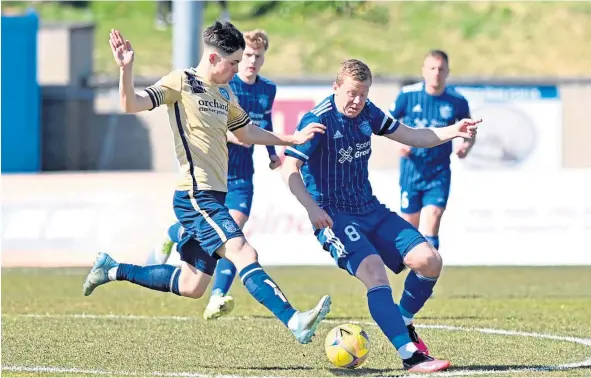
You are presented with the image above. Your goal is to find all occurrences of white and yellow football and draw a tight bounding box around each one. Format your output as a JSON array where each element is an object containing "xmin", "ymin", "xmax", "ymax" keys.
[{"xmin": 325, "ymin": 324, "xmax": 370, "ymax": 369}]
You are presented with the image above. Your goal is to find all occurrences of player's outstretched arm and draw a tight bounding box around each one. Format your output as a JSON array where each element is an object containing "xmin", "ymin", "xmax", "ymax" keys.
[
  {"xmin": 227, "ymin": 130, "xmax": 252, "ymax": 148},
  {"xmin": 110, "ymin": 29, "xmax": 154, "ymax": 113},
  {"xmin": 281, "ymin": 157, "xmax": 333, "ymax": 230},
  {"xmin": 231, "ymin": 122, "xmax": 326, "ymax": 146},
  {"xmin": 386, "ymin": 118, "xmax": 482, "ymax": 148}
]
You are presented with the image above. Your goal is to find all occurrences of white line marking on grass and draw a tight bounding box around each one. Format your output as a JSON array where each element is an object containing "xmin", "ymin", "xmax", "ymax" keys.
[
  {"xmin": 3, "ymin": 313, "xmax": 591, "ymax": 377},
  {"xmin": 0, "ymin": 365, "xmax": 248, "ymax": 378}
]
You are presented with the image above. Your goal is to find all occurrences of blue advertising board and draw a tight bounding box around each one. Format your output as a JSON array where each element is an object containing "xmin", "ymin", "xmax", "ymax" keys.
[{"xmin": 1, "ymin": 11, "xmax": 40, "ymax": 173}]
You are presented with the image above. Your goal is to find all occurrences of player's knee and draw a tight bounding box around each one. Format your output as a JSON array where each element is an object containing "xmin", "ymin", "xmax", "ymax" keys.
[
  {"xmin": 183, "ymin": 285, "xmax": 206, "ymax": 299},
  {"xmin": 178, "ymin": 272, "xmax": 207, "ymax": 299},
  {"xmin": 355, "ymin": 254, "xmax": 390, "ymax": 290},
  {"xmin": 223, "ymin": 237, "xmax": 258, "ymax": 270},
  {"xmin": 404, "ymin": 243, "xmax": 443, "ymax": 278}
]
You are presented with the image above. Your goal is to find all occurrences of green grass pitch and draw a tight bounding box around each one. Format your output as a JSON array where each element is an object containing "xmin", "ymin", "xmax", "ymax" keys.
[{"xmin": 2, "ymin": 266, "xmax": 591, "ymax": 377}]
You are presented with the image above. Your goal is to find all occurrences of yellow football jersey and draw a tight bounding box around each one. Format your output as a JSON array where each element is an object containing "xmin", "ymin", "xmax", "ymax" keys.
[{"xmin": 145, "ymin": 68, "xmax": 250, "ymax": 192}]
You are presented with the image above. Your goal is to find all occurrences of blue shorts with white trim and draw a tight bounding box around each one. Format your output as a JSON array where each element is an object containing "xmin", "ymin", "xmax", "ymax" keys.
[
  {"xmin": 173, "ymin": 190, "xmax": 244, "ymax": 275},
  {"xmin": 315, "ymin": 202, "xmax": 426, "ymax": 276},
  {"xmin": 226, "ymin": 183, "xmax": 254, "ymax": 217}
]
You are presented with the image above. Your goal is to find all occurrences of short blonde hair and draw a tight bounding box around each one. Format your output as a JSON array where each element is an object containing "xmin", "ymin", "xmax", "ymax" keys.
[
  {"xmin": 244, "ymin": 29, "xmax": 270, "ymax": 51},
  {"xmin": 336, "ymin": 59, "xmax": 372, "ymax": 85}
]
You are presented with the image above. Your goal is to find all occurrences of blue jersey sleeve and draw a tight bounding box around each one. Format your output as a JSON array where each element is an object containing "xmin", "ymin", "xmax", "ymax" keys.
[
  {"xmin": 263, "ymin": 85, "xmax": 277, "ymax": 157},
  {"xmin": 367, "ymin": 101, "xmax": 400, "ymax": 136},
  {"xmin": 389, "ymin": 91, "xmax": 407, "ymax": 120},
  {"xmin": 457, "ymin": 97, "xmax": 471, "ymax": 120},
  {"xmin": 284, "ymin": 112, "xmax": 323, "ymax": 162}
]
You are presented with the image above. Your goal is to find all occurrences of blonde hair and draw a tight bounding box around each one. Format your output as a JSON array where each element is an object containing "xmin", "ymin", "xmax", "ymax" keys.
[
  {"xmin": 244, "ymin": 29, "xmax": 270, "ymax": 51},
  {"xmin": 336, "ymin": 59, "xmax": 372, "ymax": 85}
]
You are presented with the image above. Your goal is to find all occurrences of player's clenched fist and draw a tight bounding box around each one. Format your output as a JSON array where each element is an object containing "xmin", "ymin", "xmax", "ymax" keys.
[
  {"xmin": 109, "ymin": 29, "xmax": 134, "ymax": 68},
  {"xmin": 307, "ymin": 204, "xmax": 334, "ymax": 230},
  {"xmin": 453, "ymin": 118, "xmax": 481, "ymax": 140},
  {"xmin": 292, "ymin": 122, "xmax": 326, "ymax": 145}
]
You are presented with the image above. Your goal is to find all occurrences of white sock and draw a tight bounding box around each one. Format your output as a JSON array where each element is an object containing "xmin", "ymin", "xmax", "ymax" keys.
[
  {"xmin": 398, "ymin": 342, "xmax": 418, "ymax": 359},
  {"xmin": 402, "ymin": 315, "xmax": 413, "ymax": 326},
  {"xmin": 107, "ymin": 266, "xmax": 118, "ymax": 281}
]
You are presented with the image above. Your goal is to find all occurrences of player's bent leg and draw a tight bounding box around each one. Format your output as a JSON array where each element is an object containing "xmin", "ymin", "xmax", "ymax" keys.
[
  {"xmin": 204, "ymin": 210, "xmax": 248, "ymax": 320},
  {"xmin": 400, "ymin": 242, "xmax": 442, "ymax": 351},
  {"xmin": 177, "ymin": 261, "xmax": 212, "ymax": 299},
  {"xmin": 83, "ymin": 252, "xmax": 183, "ymax": 297},
  {"xmin": 349, "ymin": 242, "xmax": 448, "ymax": 371},
  {"xmin": 354, "ymin": 254, "xmax": 418, "ymax": 359},
  {"xmin": 371, "ymin": 209, "xmax": 433, "ymax": 354},
  {"xmin": 210, "ymin": 209, "xmax": 248, "ymax": 297},
  {"xmin": 217, "ymin": 236, "xmax": 331, "ymax": 344}
]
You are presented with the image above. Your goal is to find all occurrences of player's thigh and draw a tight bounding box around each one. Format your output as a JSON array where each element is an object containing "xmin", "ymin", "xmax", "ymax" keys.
[
  {"xmin": 354, "ymin": 254, "xmax": 391, "ymax": 290},
  {"xmin": 316, "ymin": 214, "xmax": 379, "ymax": 277},
  {"xmin": 370, "ymin": 208, "xmax": 427, "ymax": 274},
  {"xmin": 225, "ymin": 185, "xmax": 253, "ymax": 228},
  {"xmin": 177, "ymin": 257, "xmax": 212, "ymax": 299},
  {"xmin": 173, "ymin": 189, "xmax": 243, "ymax": 264},
  {"xmin": 215, "ymin": 236, "xmax": 257, "ymax": 272}
]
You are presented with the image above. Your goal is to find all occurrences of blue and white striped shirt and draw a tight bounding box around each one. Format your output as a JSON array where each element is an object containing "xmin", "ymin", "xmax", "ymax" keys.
[
  {"xmin": 227, "ymin": 75, "xmax": 277, "ymax": 188},
  {"xmin": 390, "ymin": 82, "xmax": 470, "ymax": 186},
  {"xmin": 285, "ymin": 95, "xmax": 399, "ymax": 215}
]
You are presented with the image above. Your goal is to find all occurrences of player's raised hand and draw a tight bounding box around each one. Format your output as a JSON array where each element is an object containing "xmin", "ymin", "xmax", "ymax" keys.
[
  {"xmin": 269, "ymin": 155, "xmax": 282, "ymax": 170},
  {"xmin": 109, "ymin": 29, "xmax": 134, "ymax": 68},
  {"xmin": 307, "ymin": 204, "xmax": 333, "ymax": 230},
  {"xmin": 292, "ymin": 123, "xmax": 326, "ymax": 145},
  {"xmin": 453, "ymin": 118, "xmax": 482, "ymax": 140}
]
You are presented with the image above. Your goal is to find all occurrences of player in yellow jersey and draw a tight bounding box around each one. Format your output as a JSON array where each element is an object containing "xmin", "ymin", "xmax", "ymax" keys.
[{"xmin": 83, "ymin": 21, "xmax": 330, "ymax": 345}]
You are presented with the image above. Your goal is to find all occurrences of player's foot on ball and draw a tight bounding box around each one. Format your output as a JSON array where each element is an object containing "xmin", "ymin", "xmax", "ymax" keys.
[
  {"xmin": 403, "ymin": 351, "xmax": 450, "ymax": 372},
  {"xmin": 407, "ymin": 323, "xmax": 430, "ymax": 355},
  {"xmin": 82, "ymin": 252, "xmax": 118, "ymax": 296},
  {"xmin": 203, "ymin": 295, "xmax": 235, "ymax": 320},
  {"xmin": 288, "ymin": 295, "xmax": 331, "ymax": 344}
]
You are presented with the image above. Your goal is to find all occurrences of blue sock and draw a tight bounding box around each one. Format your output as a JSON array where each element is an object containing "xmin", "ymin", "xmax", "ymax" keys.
[
  {"xmin": 167, "ymin": 222, "xmax": 184, "ymax": 243},
  {"xmin": 367, "ymin": 285, "xmax": 412, "ymax": 349},
  {"xmin": 425, "ymin": 235, "xmax": 439, "ymax": 250},
  {"xmin": 211, "ymin": 258, "xmax": 237, "ymax": 296},
  {"xmin": 400, "ymin": 271, "xmax": 438, "ymax": 319},
  {"xmin": 116, "ymin": 264, "xmax": 181, "ymax": 296},
  {"xmin": 239, "ymin": 262, "xmax": 296, "ymax": 326}
]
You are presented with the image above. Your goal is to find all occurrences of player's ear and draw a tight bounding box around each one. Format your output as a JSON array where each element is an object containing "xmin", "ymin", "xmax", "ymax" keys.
[
  {"xmin": 208, "ymin": 52, "xmax": 218, "ymax": 65},
  {"xmin": 332, "ymin": 81, "xmax": 338, "ymax": 92}
]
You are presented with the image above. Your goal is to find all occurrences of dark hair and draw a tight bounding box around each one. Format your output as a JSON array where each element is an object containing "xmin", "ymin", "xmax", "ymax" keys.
[
  {"xmin": 202, "ymin": 20, "xmax": 245, "ymax": 55},
  {"xmin": 425, "ymin": 49, "xmax": 449, "ymax": 65}
]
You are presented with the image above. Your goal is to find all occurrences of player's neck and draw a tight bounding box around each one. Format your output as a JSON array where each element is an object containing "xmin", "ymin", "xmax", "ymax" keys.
[
  {"xmin": 194, "ymin": 62, "xmax": 221, "ymax": 85},
  {"xmin": 425, "ymin": 84, "xmax": 445, "ymax": 96},
  {"xmin": 237, "ymin": 72, "xmax": 257, "ymax": 85}
]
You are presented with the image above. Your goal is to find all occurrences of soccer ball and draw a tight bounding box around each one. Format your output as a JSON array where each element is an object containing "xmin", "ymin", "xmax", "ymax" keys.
[{"xmin": 325, "ymin": 324, "xmax": 370, "ymax": 369}]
